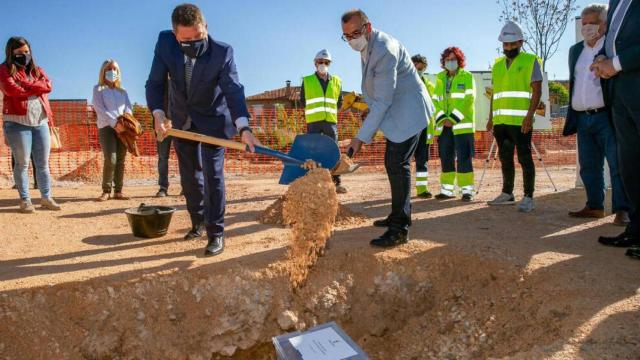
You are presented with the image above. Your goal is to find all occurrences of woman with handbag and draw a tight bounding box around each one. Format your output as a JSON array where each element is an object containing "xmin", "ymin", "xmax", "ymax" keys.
[
  {"xmin": 92, "ymin": 59, "xmax": 132, "ymax": 201},
  {"xmin": 0, "ymin": 36, "xmax": 60, "ymax": 213}
]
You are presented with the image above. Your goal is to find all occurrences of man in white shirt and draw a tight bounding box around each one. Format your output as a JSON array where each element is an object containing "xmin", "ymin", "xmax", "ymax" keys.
[{"xmin": 565, "ymin": 4, "xmax": 630, "ymax": 225}]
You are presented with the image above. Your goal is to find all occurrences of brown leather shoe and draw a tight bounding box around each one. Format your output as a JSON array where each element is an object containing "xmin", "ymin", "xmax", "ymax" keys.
[
  {"xmin": 613, "ymin": 211, "xmax": 631, "ymax": 226},
  {"xmin": 96, "ymin": 193, "xmax": 110, "ymax": 202},
  {"xmin": 113, "ymin": 192, "xmax": 130, "ymax": 200},
  {"xmin": 568, "ymin": 206, "xmax": 605, "ymax": 218}
]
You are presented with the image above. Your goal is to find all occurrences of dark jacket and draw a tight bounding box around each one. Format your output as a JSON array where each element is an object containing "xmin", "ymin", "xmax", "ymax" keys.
[
  {"xmin": 145, "ymin": 31, "xmax": 250, "ymax": 139},
  {"xmin": 601, "ymin": 0, "xmax": 640, "ymax": 106}
]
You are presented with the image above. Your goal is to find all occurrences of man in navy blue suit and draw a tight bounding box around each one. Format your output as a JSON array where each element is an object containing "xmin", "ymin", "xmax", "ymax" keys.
[{"xmin": 146, "ymin": 3, "xmax": 260, "ymax": 256}]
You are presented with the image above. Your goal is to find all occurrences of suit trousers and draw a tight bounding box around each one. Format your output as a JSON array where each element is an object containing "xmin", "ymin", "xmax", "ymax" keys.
[
  {"xmin": 611, "ymin": 93, "xmax": 640, "ymax": 237},
  {"xmin": 173, "ymin": 138, "xmax": 226, "ymax": 237},
  {"xmin": 385, "ymin": 133, "xmax": 421, "ymax": 231}
]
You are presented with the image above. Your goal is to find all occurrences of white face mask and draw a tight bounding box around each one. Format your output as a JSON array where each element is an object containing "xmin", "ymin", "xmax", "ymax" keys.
[
  {"xmin": 348, "ymin": 34, "xmax": 368, "ymax": 52},
  {"xmin": 581, "ymin": 24, "xmax": 601, "ymax": 41},
  {"xmin": 317, "ymin": 64, "xmax": 329, "ymax": 74},
  {"xmin": 105, "ymin": 70, "xmax": 119, "ymax": 82},
  {"xmin": 444, "ymin": 60, "xmax": 459, "ymax": 72}
]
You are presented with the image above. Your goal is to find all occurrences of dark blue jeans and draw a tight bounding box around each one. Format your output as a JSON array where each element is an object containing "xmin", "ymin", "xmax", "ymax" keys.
[
  {"xmin": 577, "ymin": 111, "xmax": 629, "ymax": 213},
  {"xmin": 157, "ymin": 137, "xmax": 172, "ymax": 191},
  {"xmin": 385, "ymin": 133, "xmax": 421, "ymax": 231}
]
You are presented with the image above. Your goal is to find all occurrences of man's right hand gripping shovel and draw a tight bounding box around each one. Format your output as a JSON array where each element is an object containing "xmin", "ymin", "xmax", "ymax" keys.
[{"xmin": 154, "ymin": 111, "xmax": 173, "ymax": 142}]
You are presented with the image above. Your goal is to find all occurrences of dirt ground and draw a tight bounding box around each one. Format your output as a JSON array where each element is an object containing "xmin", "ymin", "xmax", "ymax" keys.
[{"xmin": 0, "ymin": 167, "xmax": 639, "ymax": 359}]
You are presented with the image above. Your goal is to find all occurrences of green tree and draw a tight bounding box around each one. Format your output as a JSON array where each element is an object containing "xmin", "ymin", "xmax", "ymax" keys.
[{"xmin": 549, "ymin": 81, "xmax": 569, "ymax": 106}]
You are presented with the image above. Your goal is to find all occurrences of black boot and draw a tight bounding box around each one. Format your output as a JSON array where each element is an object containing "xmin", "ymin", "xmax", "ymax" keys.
[
  {"xmin": 204, "ymin": 236, "xmax": 225, "ymax": 256},
  {"xmin": 184, "ymin": 223, "xmax": 205, "ymax": 240}
]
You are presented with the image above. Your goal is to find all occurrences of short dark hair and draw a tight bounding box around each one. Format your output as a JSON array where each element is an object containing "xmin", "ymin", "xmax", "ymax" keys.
[
  {"xmin": 411, "ymin": 54, "xmax": 427, "ymax": 66},
  {"xmin": 172, "ymin": 3, "xmax": 206, "ymax": 28},
  {"xmin": 341, "ymin": 9, "xmax": 369, "ymax": 25}
]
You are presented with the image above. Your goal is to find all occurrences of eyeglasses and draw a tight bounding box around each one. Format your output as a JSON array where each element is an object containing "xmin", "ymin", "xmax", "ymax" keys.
[
  {"xmin": 316, "ymin": 60, "xmax": 330, "ymax": 65},
  {"xmin": 341, "ymin": 25, "xmax": 367, "ymax": 41}
]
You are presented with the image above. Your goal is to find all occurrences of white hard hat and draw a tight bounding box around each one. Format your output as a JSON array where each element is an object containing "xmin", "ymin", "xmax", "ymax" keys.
[
  {"xmin": 498, "ymin": 20, "xmax": 524, "ymax": 42},
  {"xmin": 314, "ymin": 49, "xmax": 332, "ymax": 62}
]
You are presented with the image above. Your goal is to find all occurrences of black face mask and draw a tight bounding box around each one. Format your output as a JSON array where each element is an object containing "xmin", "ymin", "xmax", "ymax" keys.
[
  {"xmin": 180, "ymin": 37, "xmax": 208, "ymax": 59},
  {"xmin": 503, "ymin": 47, "xmax": 521, "ymax": 59},
  {"xmin": 12, "ymin": 53, "xmax": 31, "ymax": 67}
]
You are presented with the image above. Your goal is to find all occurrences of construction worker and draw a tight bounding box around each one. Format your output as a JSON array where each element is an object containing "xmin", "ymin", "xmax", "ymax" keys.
[
  {"xmin": 411, "ymin": 54, "xmax": 436, "ymax": 198},
  {"xmin": 432, "ymin": 47, "xmax": 476, "ymax": 202},
  {"xmin": 300, "ymin": 49, "xmax": 345, "ymax": 193},
  {"xmin": 486, "ymin": 21, "xmax": 542, "ymax": 212}
]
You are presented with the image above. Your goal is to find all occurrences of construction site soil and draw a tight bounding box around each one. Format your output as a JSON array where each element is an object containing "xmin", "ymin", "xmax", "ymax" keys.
[{"xmin": 0, "ymin": 168, "xmax": 639, "ymax": 359}]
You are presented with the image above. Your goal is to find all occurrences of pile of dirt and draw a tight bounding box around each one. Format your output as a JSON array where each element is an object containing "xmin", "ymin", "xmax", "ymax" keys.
[
  {"xmin": 259, "ymin": 196, "xmax": 368, "ymax": 228},
  {"xmin": 332, "ymin": 154, "xmax": 354, "ymax": 174},
  {"xmin": 59, "ymin": 156, "xmax": 102, "ymax": 182},
  {"xmin": 283, "ymin": 168, "xmax": 338, "ymax": 289}
]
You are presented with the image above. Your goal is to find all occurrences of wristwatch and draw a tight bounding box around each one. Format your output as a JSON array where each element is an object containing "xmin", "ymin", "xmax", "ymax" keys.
[{"xmin": 239, "ymin": 126, "xmax": 252, "ymax": 135}]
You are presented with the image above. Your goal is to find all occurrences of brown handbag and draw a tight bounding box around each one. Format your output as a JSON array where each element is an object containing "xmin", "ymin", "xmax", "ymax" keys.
[{"xmin": 49, "ymin": 126, "xmax": 62, "ymax": 150}]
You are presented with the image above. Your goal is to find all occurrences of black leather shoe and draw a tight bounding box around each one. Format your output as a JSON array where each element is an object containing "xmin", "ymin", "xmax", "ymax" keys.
[
  {"xmin": 373, "ymin": 218, "xmax": 390, "ymax": 227},
  {"xmin": 626, "ymin": 247, "xmax": 640, "ymax": 260},
  {"xmin": 598, "ymin": 233, "xmax": 640, "ymax": 247},
  {"xmin": 184, "ymin": 224, "xmax": 205, "ymax": 240},
  {"xmin": 370, "ymin": 229, "xmax": 408, "ymax": 248},
  {"xmin": 204, "ymin": 236, "xmax": 224, "ymax": 256}
]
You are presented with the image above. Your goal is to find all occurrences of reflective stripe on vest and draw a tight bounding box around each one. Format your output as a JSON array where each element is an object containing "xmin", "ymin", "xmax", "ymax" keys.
[
  {"xmin": 433, "ymin": 69, "xmax": 475, "ymax": 136},
  {"xmin": 491, "ymin": 53, "xmax": 539, "ymax": 126},
  {"xmin": 303, "ymin": 74, "xmax": 341, "ymax": 123}
]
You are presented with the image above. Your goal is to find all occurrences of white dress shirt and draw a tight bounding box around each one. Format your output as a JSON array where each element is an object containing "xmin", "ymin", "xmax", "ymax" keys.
[{"xmin": 572, "ymin": 37, "xmax": 606, "ymax": 112}]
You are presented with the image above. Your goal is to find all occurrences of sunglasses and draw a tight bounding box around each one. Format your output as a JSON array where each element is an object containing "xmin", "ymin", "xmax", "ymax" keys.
[{"xmin": 316, "ymin": 60, "xmax": 331, "ymax": 65}]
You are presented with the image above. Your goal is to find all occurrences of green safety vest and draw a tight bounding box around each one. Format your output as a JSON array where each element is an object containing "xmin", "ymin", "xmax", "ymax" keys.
[
  {"xmin": 303, "ymin": 74, "xmax": 342, "ymax": 124},
  {"xmin": 432, "ymin": 69, "xmax": 476, "ymax": 136},
  {"xmin": 420, "ymin": 74, "xmax": 436, "ymax": 144},
  {"xmin": 491, "ymin": 52, "xmax": 540, "ymax": 126}
]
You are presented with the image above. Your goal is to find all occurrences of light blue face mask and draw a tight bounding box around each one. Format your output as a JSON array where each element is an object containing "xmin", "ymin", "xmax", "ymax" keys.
[
  {"xmin": 444, "ymin": 60, "xmax": 459, "ymax": 72},
  {"xmin": 105, "ymin": 70, "xmax": 119, "ymax": 82}
]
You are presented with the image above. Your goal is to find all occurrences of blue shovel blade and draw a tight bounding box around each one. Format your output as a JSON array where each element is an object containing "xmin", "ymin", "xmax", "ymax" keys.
[{"xmin": 278, "ymin": 133, "xmax": 340, "ymax": 185}]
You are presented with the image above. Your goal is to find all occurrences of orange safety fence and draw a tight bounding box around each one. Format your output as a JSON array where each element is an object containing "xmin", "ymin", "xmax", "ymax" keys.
[{"xmin": 0, "ymin": 102, "xmax": 576, "ymax": 182}]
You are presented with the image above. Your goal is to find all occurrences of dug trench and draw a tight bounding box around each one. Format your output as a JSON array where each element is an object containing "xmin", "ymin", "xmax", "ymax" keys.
[{"xmin": 1, "ymin": 169, "xmax": 639, "ymax": 359}]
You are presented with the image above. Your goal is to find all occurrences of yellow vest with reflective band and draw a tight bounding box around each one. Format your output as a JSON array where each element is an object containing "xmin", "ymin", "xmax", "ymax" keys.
[
  {"xmin": 303, "ymin": 74, "xmax": 341, "ymax": 124},
  {"xmin": 491, "ymin": 52, "xmax": 540, "ymax": 126},
  {"xmin": 432, "ymin": 69, "xmax": 476, "ymax": 136},
  {"xmin": 420, "ymin": 74, "xmax": 436, "ymax": 144}
]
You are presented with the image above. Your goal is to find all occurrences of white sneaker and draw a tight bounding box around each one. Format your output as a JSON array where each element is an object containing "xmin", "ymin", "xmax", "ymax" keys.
[
  {"xmin": 517, "ymin": 196, "xmax": 535, "ymax": 213},
  {"xmin": 20, "ymin": 199, "xmax": 35, "ymax": 213},
  {"xmin": 41, "ymin": 198, "xmax": 62, "ymax": 211},
  {"xmin": 487, "ymin": 193, "xmax": 515, "ymax": 206}
]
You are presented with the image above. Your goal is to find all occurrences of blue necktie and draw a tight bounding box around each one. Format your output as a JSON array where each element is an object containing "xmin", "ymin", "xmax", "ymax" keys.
[{"xmin": 183, "ymin": 59, "xmax": 193, "ymax": 130}]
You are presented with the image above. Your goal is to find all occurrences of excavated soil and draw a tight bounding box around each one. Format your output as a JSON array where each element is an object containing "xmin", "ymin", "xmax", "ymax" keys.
[
  {"xmin": 1, "ymin": 169, "xmax": 639, "ymax": 359},
  {"xmin": 259, "ymin": 196, "xmax": 368, "ymax": 228},
  {"xmin": 59, "ymin": 156, "xmax": 156, "ymax": 182},
  {"xmin": 282, "ymin": 169, "xmax": 338, "ymax": 289}
]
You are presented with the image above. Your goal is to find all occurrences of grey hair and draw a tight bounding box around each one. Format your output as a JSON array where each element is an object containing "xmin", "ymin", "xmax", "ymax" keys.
[
  {"xmin": 341, "ymin": 9, "xmax": 369, "ymax": 25},
  {"xmin": 581, "ymin": 3, "xmax": 608, "ymax": 22}
]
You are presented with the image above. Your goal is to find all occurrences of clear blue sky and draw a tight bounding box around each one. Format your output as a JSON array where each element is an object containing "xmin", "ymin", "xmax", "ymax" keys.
[{"xmin": 1, "ymin": 0, "xmax": 594, "ymax": 104}]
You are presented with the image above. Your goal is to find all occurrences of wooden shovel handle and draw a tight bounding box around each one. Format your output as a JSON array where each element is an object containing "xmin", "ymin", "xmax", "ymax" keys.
[{"xmin": 166, "ymin": 129, "xmax": 247, "ymax": 151}]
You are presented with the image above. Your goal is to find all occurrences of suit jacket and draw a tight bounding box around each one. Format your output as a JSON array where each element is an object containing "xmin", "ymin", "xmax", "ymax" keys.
[
  {"xmin": 601, "ymin": 0, "xmax": 640, "ymax": 106},
  {"xmin": 145, "ymin": 31, "xmax": 250, "ymax": 139},
  {"xmin": 358, "ymin": 29, "xmax": 434, "ymax": 144},
  {"xmin": 563, "ymin": 41, "xmax": 609, "ymax": 136}
]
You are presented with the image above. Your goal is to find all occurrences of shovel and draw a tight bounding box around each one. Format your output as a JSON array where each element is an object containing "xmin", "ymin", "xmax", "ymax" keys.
[{"xmin": 166, "ymin": 129, "xmax": 340, "ymax": 185}]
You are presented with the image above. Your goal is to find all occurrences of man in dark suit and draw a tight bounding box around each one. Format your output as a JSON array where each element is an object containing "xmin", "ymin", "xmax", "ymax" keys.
[
  {"xmin": 591, "ymin": 0, "xmax": 640, "ymax": 259},
  {"xmin": 564, "ymin": 4, "xmax": 630, "ymax": 226},
  {"xmin": 146, "ymin": 3, "xmax": 260, "ymax": 256}
]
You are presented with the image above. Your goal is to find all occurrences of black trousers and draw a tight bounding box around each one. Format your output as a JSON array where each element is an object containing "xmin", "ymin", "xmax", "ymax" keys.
[
  {"xmin": 611, "ymin": 94, "xmax": 640, "ymax": 237},
  {"xmin": 414, "ymin": 128, "xmax": 429, "ymax": 174},
  {"xmin": 385, "ymin": 133, "xmax": 421, "ymax": 231},
  {"xmin": 307, "ymin": 121, "xmax": 340, "ymax": 185},
  {"xmin": 437, "ymin": 127, "xmax": 475, "ymax": 174},
  {"xmin": 493, "ymin": 124, "xmax": 535, "ymax": 197}
]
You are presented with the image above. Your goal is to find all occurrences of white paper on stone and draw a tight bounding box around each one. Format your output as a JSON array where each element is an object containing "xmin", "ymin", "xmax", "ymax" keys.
[{"xmin": 289, "ymin": 327, "xmax": 358, "ymax": 360}]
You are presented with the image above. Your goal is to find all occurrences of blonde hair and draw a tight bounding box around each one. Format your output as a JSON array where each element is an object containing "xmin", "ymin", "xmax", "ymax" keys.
[{"xmin": 98, "ymin": 59, "xmax": 123, "ymax": 89}]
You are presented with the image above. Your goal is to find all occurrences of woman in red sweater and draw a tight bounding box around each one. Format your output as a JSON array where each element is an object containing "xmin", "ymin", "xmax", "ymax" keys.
[{"xmin": 0, "ymin": 37, "xmax": 60, "ymax": 213}]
